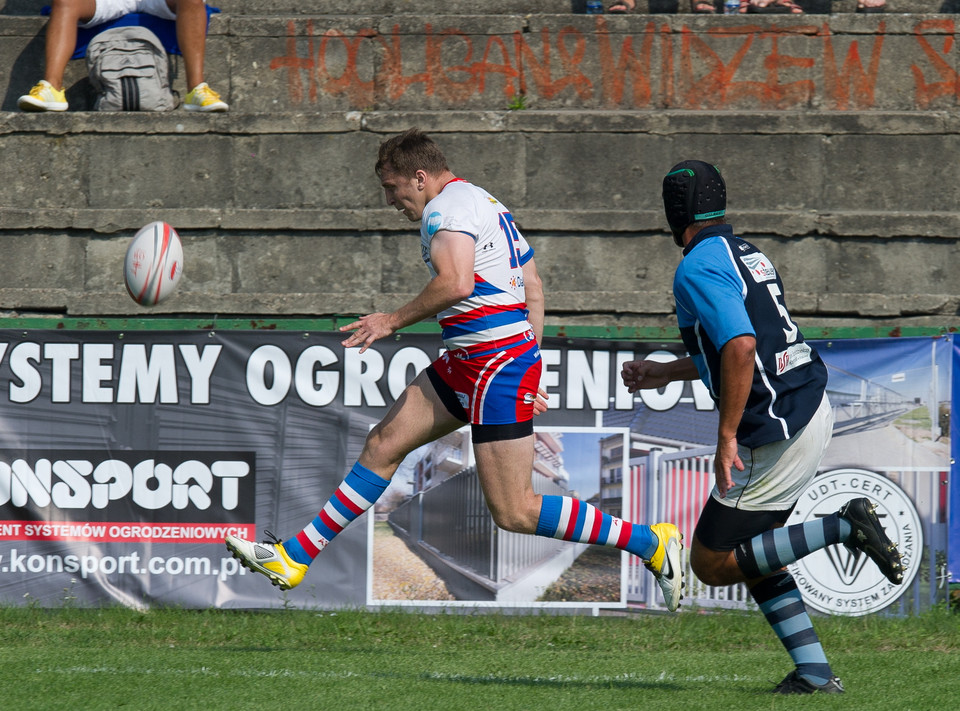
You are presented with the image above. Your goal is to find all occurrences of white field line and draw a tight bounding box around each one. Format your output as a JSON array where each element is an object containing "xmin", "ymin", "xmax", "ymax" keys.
[{"xmin": 29, "ymin": 667, "xmax": 758, "ymax": 684}]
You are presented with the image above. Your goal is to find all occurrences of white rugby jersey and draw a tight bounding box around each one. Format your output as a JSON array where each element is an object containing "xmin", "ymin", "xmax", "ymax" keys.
[{"xmin": 419, "ymin": 179, "xmax": 534, "ymax": 350}]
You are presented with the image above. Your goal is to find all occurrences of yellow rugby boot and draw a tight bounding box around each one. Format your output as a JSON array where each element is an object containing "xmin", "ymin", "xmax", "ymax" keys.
[
  {"xmin": 644, "ymin": 522, "xmax": 684, "ymax": 611},
  {"xmin": 225, "ymin": 533, "xmax": 307, "ymax": 590}
]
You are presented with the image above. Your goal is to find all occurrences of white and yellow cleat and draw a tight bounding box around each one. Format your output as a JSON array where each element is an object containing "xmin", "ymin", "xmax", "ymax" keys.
[
  {"xmin": 183, "ymin": 82, "xmax": 229, "ymax": 112},
  {"xmin": 225, "ymin": 533, "xmax": 307, "ymax": 590},
  {"xmin": 18, "ymin": 80, "xmax": 68, "ymax": 112},
  {"xmin": 644, "ymin": 522, "xmax": 685, "ymax": 612}
]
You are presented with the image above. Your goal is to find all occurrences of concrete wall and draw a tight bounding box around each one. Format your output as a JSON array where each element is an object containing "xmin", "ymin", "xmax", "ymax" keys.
[{"xmin": 1, "ymin": 5, "xmax": 959, "ymax": 332}]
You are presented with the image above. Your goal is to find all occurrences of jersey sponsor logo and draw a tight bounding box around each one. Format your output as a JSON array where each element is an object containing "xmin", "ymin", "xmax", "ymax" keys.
[
  {"xmin": 740, "ymin": 252, "xmax": 777, "ymax": 282},
  {"xmin": 775, "ymin": 342, "xmax": 813, "ymax": 374},
  {"xmin": 787, "ymin": 468, "xmax": 922, "ymax": 616},
  {"xmin": 456, "ymin": 391, "xmax": 470, "ymax": 410},
  {"xmin": 426, "ymin": 211, "xmax": 443, "ymax": 236}
]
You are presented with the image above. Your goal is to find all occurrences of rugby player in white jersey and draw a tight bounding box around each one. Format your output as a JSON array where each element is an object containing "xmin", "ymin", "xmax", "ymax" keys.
[{"xmin": 227, "ymin": 128, "xmax": 685, "ymax": 612}]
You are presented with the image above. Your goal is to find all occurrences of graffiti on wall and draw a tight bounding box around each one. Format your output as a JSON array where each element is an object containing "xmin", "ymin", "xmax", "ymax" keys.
[{"xmin": 269, "ymin": 18, "xmax": 959, "ymax": 110}]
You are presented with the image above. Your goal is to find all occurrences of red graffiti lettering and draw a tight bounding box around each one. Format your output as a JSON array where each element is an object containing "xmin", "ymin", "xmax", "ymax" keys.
[
  {"xmin": 269, "ymin": 20, "xmax": 316, "ymax": 105},
  {"xmin": 426, "ymin": 26, "xmax": 475, "ymax": 103},
  {"xmin": 911, "ymin": 19, "xmax": 958, "ymax": 109},
  {"xmin": 476, "ymin": 36, "xmax": 519, "ymax": 99},
  {"xmin": 378, "ymin": 25, "xmax": 432, "ymax": 101},
  {"xmin": 822, "ymin": 22, "xmax": 883, "ymax": 110},
  {"xmin": 515, "ymin": 26, "xmax": 592, "ymax": 101},
  {"xmin": 676, "ymin": 26, "xmax": 752, "ymax": 109},
  {"xmin": 265, "ymin": 18, "xmax": 956, "ymax": 112},
  {"xmin": 677, "ymin": 25, "xmax": 815, "ymax": 109},
  {"xmin": 318, "ymin": 28, "xmax": 378, "ymax": 107},
  {"xmin": 596, "ymin": 18, "xmax": 655, "ymax": 108}
]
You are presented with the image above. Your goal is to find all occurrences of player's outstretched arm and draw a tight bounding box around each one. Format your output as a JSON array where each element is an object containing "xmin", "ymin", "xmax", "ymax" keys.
[
  {"xmin": 340, "ymin": 230, "xmax": 475, "ymax": 352},
  {"xmin": 620, "ymin": 356, "xmax": 698, "ymax": 393}
]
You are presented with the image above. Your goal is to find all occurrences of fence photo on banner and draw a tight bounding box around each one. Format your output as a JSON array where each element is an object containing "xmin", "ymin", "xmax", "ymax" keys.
[{"xmin": 370, "ymin": 427, "xmax": 630, "ymax": 609}]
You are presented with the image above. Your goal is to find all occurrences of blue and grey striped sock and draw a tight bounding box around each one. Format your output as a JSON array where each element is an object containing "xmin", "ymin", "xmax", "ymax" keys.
[
  {"xmin": 750, "ymin": 570, "xmax": 833, "ymax": 686},
  {"xmin": 734, "ymin": 513, "xmax": 852, "ymax": 579}
]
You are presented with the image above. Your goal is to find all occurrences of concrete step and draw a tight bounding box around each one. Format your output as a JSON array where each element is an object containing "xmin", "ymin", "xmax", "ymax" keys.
[
  {"xmin": 0, "ymin": 109, "xmax": 957, "ymax": 328},
  {"xmin": 2, "ymin": 0, "xmax": 958, "ymax": 15},
  {"xmin": 3, "ymin": 12, "xmax": 958, "ymax": 112},
  {"xmin": 0, "ymin": 108, "xmax": 957, "ymax": 236}
]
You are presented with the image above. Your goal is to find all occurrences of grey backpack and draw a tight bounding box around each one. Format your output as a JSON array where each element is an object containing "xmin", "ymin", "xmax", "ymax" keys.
[{"xmin": 86, "ymin": 26, "xmax": 178, "ymax": 111}]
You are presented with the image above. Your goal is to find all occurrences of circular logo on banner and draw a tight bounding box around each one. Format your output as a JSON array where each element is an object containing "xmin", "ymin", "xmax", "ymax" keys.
[{"xmin": 787, "ymin": 468, "xmax": 922, "ymax": 617}]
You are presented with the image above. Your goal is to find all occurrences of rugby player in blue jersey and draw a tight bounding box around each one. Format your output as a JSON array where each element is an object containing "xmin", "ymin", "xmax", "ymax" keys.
[{"xmin": 620, "ymin": 160, "xmax": 904, "ymax": 694}]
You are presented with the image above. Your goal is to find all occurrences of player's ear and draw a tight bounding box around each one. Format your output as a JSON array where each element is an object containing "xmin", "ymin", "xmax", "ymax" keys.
[{"xmin": 415, "ymin": 169, "xmax": 428, "ymax": 190}]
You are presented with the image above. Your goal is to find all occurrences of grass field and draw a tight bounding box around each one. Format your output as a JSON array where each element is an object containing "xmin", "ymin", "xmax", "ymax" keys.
[{"xmin": 2, "ymin": 603, "xmax": 958, "ymax": 711}]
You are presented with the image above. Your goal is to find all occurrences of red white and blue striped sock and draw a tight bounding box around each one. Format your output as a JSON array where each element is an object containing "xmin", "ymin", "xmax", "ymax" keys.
[
  {"xmin": 282, "ymin": 462, "xmax": 390, "ymax": 566},
  {"xmin": 535, "ymin": 494, "xmax": 657, "ymax": 559}
]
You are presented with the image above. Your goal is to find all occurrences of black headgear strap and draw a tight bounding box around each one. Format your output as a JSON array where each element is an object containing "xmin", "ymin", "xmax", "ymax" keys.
[{"xmin": 662, "ymin": 160, "xmax": 726, "ymax": 247}]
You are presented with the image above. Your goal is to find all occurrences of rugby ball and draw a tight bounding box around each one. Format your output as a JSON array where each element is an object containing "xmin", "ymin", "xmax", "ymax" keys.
[{"xmin": 124, "ymin": 221, "xmax": 183, "ymax": 306}]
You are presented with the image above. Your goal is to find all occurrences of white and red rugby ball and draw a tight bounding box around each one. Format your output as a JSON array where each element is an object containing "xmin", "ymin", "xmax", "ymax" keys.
[{"xmin": 124, "ymin": 221, "xmax": 183, "ymax": 306}]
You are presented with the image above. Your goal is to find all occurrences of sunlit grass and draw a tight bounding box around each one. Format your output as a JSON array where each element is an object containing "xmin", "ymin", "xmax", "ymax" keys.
[{"xmin": 1, "ymin": 604, "xmax": 957, "ymax": 710}]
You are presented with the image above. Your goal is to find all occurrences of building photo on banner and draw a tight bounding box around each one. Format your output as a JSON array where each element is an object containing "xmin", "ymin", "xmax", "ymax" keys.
[{"xmin": 0, "ymin": 328, "xmax": 951, "ymax": 617}]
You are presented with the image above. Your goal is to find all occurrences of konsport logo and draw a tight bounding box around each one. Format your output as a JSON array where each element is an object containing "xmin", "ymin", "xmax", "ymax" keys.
[{"xmin": 787, "ymin": 468, "xmax": 922, "ymax": 617}]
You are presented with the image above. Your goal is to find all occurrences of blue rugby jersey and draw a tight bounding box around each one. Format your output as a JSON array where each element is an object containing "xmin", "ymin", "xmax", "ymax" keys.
[{"xmin": 673, "ymin": 224, "xmax": 827, "ymax": 448}]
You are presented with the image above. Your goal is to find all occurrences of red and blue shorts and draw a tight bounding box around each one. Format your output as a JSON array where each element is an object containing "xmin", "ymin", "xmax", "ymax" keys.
[{"xmin": 426, "ymin": 329, "xmax": 542, "ymax": 442}]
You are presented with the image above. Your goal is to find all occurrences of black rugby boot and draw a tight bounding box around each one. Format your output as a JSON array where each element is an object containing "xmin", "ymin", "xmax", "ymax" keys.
[
  {"xmin": 838, "ymin": 497, "xmax": 904, "ymax": 585},
  {"xmin": 773, "ymin": 670, "xmax": 844, "ymax": 695}
]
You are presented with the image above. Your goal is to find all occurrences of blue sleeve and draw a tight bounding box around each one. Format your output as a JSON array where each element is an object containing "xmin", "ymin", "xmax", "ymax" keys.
[{"xmin": 675, "ymin": 241, "xmax": 755, "ymax": 350}]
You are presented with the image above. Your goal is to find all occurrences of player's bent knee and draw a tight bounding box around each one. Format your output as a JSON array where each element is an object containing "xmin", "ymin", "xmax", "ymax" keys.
[
  {"xmin": 689, "ymin": 541, "xmax": 740, "ymax": 587},
  {"xmin": 490, "ymin": 509, "xmax": 536, "ymax": 535},
  {"xmin": 691, "ymin": 556, "xmax": 745, "ymax": 587},
  {"xmin": 691, "ymin": 564, "xmax": 725, "ymax": 587}
]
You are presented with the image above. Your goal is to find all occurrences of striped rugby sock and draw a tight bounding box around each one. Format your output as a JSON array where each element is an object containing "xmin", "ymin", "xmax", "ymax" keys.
[
  {"xmin": 282, "ymin": 462, "xmax": 390, "ymax": 566},
  {"xmin": 535, "ymin": 494, "xmax": 657, "ymax": 559},
  {"xmin": 735, "ymin": 513, "xmax": 852, "ymax": 579},
  {"xmin": 750, "ymin": 570, "xmax": 833, "ymax": 686}
]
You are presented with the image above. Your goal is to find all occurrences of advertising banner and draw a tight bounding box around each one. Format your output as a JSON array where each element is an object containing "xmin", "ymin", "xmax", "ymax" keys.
[{"xmin": 0, "ymin": 330, "xmax": 950, "ymax": 614}]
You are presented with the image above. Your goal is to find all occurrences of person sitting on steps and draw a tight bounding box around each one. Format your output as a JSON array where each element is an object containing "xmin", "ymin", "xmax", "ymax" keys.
[
  {"xmin": 18, "ymin": 0, "xmax": 228, "ymax": 112},
  {"xmin": 608, "ymin": 0, "xmax": 804, "ymax": 13}
]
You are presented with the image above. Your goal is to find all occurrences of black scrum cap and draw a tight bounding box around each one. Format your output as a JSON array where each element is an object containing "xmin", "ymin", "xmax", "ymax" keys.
[{"xmin": 662, "ymin": 160, "xmax": 726, "ymax": 246}]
